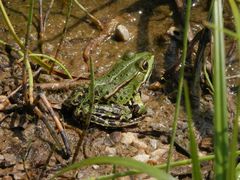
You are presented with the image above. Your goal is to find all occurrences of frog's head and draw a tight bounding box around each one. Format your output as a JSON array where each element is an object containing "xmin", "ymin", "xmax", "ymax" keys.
[
  {"xmin": 123, "ymin": 52, "xmax": 154, "ymax": 88},
  {"xmin": 134, "ymin": 52, "xmax": 154, "ymax": 83}
]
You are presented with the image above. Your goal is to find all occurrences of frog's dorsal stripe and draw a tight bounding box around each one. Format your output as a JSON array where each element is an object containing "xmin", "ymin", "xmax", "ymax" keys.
[
  {"xmin": 103, "ymin": 71, "xmax": 139, "ymax": 99},
  {"xmin": 95, "ymin": 56, "xmax": 140, "ymax": 86}
]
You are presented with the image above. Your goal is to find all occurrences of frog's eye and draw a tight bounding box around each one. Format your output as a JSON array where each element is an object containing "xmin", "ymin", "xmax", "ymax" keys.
[{"xmin": 140, "ymin": 60, "xmax": 148, "ymax": 71}]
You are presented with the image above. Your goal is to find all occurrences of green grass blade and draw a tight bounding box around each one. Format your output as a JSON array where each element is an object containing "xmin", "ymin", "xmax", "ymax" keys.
[
  {"xmin": 228, "ymin": 0, "xmax": 240, "ymax": 44},
  {"xmin": 0, "ymin": 40, "xmax": 72, "ymax": 79},
  {"xmin": 23, "ymin": 0, "xmax": 34, "ymax": 103},
  {"xmin": 96, "ymin": 151, "xmax": 240, "ymax": 179},
  {"xmin": 29, "ymin": 53, "xmax": 72, "ymax": 79},
  {"xmin": 183, "ymin": 81, "xmax": 202, "ymax": 180},
  {"xmin": 212, "ymin": 0, "xmax": 229, "ymax": 179},
  {"xmin": 227, "ymin": 1, "xmax": 240, "ymax": 179},
  {"xmin": 166, "ymin": 0, "xmax": 192, "ymax": 172},
  {"xmin": 52, "ymin": 156, "xmax": 174, "ymax": 180},
  {"xmin": 204, "ymin": 21, "xmax": 239, "ymax": 39},
  {"xmin": 228, "ymin": 88, "xmax": 240, "ymax": 180}
]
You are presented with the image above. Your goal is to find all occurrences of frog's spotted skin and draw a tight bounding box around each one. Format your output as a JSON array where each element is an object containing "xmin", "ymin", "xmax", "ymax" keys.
[{"xmin": 63, "ymin": 52, "xmax": 154, "ymax": 127}]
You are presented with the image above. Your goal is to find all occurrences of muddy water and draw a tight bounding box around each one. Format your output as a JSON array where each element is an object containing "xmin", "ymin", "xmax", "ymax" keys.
[
  {"xmin": 0, "ymin": 0, "xmax": 238, "ymax": 179},
  {"xmin": 1, "ymin": 0, "xmax": 206, "ymax": 77}
]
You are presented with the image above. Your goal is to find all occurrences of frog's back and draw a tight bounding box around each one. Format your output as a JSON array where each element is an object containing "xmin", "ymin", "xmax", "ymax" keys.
[{"xmin": 95, "ymin": 52, "xmax": 153, "ymax": 104}]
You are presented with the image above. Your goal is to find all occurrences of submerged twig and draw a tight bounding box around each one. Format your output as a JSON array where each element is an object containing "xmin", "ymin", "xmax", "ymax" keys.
[
  {"xmin": 74, "ymin": 0, "xmax": 103, "ymax": 30},
  {"xmin": 83, "ymin": 18, "xmax": 120, "ymax": 63},
  {"xmin": 43, "ymin": 0, "xmax": 55, "ymax": 31},
  {"xmin": 38, "ymin": 0, "xmax": 44, "ymax": 53},
  {"xmin": 51, "ymin": 0, "xmax": 73, "ymax": 74}
]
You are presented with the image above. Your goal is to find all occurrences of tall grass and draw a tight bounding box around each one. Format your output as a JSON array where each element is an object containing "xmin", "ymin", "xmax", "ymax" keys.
[
  {"xmin": 22, "ymin": 0, "xmax": 34, "ymax": 103},
  {"xmin": 227, "ymin": 0, "xmax": 240, "ymax": 180},
  {"xmin": 183, "ymin": 81, "xmax": 202, "ymax": 180},
  {"xmin": 212, "ymin": 0, "xmax": 229, "ymax": 179},
  {"xmin": 166, "ymin": 0, "xmax": 192, "ymax": 173}
]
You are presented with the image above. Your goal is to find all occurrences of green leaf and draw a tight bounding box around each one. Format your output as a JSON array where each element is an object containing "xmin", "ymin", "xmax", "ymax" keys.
[{"xmin": 52, "ymin": 156, "xmax": 174, "ymax": 180}]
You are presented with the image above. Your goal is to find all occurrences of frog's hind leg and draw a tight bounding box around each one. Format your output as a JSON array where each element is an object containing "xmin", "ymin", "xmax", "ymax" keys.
[
  {"xmin": 91, "ymin": 114, "xmax": 144, "ymax": 128},
  {"xmin": 91, "ymin": 104, "xmax": 144, "ymax": 128}
]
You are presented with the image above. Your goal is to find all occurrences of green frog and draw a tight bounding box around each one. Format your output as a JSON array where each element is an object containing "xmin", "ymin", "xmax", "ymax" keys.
[{"xmin": 63, "ymin": 52, "xmax": 154, "ymax": 127}]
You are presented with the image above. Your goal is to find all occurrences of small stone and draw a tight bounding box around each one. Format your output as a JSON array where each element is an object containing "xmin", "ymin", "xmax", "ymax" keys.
[
  {"xmin": 0, "ymin": 154, "xmax": 4, "ymax": 161},
  {"xmin": 150, "ymin": 148, "xmax": 168, "ymax": 161},
  {"xmin": 200, "ymin": 137, "xmax": 213, "ymax": 151},
  {"xmin": 141, "ymin": 93, "xmax": 149, "ymax": 103},
  {"xmin": 149, "ymin": 139, "xmax": 158, "ymax": 150},
  {"xmin": 148, "ymin": 81, "xmax": 161, "ymax": 91},
  {"xmin": 13, "ymin": 172, "xmax": 26, "ymax": 180},
  {"xmin": 110, "ymin": 131, "xmax": 122, "ymax": 143},
  {"xmin": 105, "ymin": 147, "xmax": 117, "ymax": 156},
  {"xmin": 133, "ymin": 153, "xmax": 150, "ymax": 162},
  {"xmin": 146, "ymin": 108, "xmax": 155, "ymax": 117},
  {"xmin": 92, "ymin": 165, "xmax": 100, "ymax": 169},
  {"xmin": 77, "ymin": 171, "xmax": 84, "ymax": 179},
  {"xmin": 4, "ymin": 153, "xmax": 16, "ymax": 165},
  {"xmin": 3, "ymin": 175, "xmax": 13, "ymax": 180},
  {"xmin": 132, "ymin": 140, "xmax": 148, "ymax": 150},
  {"xmin": 14, "ymin": 163, "xmax": 24, "ymax": 171},
  {"xmin": 121, "ymin": 132, "xmax": 136, "ymax": 145},
  {"xmin": 115, "ymin": 24, "xmax": 130, "ymax": 42},
  {"xmin": 0, "ymin": 95, "xmax": 10, "ymax": 110}
]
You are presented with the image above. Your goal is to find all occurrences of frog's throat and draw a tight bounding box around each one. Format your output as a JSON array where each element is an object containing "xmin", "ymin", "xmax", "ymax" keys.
[{"xmin": 104, "ymin": 71, "xmax": 139, "ymax": 99}]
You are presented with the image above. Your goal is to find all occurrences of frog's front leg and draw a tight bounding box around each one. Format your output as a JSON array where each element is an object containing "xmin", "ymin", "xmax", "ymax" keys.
[{"xmin": 132, "ymin": 93, "xmax": 147, "ymax": 116}]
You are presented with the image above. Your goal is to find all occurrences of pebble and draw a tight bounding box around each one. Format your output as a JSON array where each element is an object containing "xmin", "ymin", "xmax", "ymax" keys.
[
  {"xmin": 4, "ymin": 153, "xmax": 17, "ymax": 165},
  {"xmin": 110, "ymin": 131, "xmax": 122, "ymax": 143},
  {"xmin": 141, "ymin": 93, "xmax": 150, "ymax": 103},
  {"xmin": 0, "ymin": 95, "xmax": 10, "ymax": 110},
  {"xmin": 3, "ymin": 175, "xmax": 13, "ymax": 180},
  {"xmin": 132, "ymin": 139, "xmax": 148, "ymax": 150},
  {"xmin": 105, "ymin": 147, "xmax": 117, "ymax": 156},
  {"xmin": 0, "ymin": 154, "xmax": 4, "ymax": 161},
  {"xmin": 133, "ymin": 153, "xmax": 150, "ymax": 163},
  {"xmin": 13, "ymin": 172, "xmax": 26, "ymax": 180},
  {"xmin": 92, "ymin": 165, "xmax": 100, "ymax": 169},
  {"xmin": 149, "ymin": 139, "xmax": 158, "ymax": 150},
  {"xmin": 14, "ymin": 163, "xmax": 27, "ymax": 171},
  {"xmin": 121, "ymin": 132, "xmax": 136, "ymax": 145},
  {"xmin": 147, "ymin": 108, "xmax": 155, "ymax": 117},
  {"xmin": 148, "ymin": 81, "xmax": 161, "ymax": 91},
  {"xmin": 150, "ymin": 148, "xmax": 168, "ymax": 161},
  {"xmin": 115, "ymin": 24, "xmax": 130, "ymax": 42}
]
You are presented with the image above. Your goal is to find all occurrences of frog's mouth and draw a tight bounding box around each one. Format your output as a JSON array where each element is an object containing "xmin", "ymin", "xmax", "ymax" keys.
[
  {"xmin": 146, "ymin": 67, "xmax": 154, "ymax": 84},
  {"xmin": 144, "ymin": 55, "xmax": 155, "ymax": 85}
]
